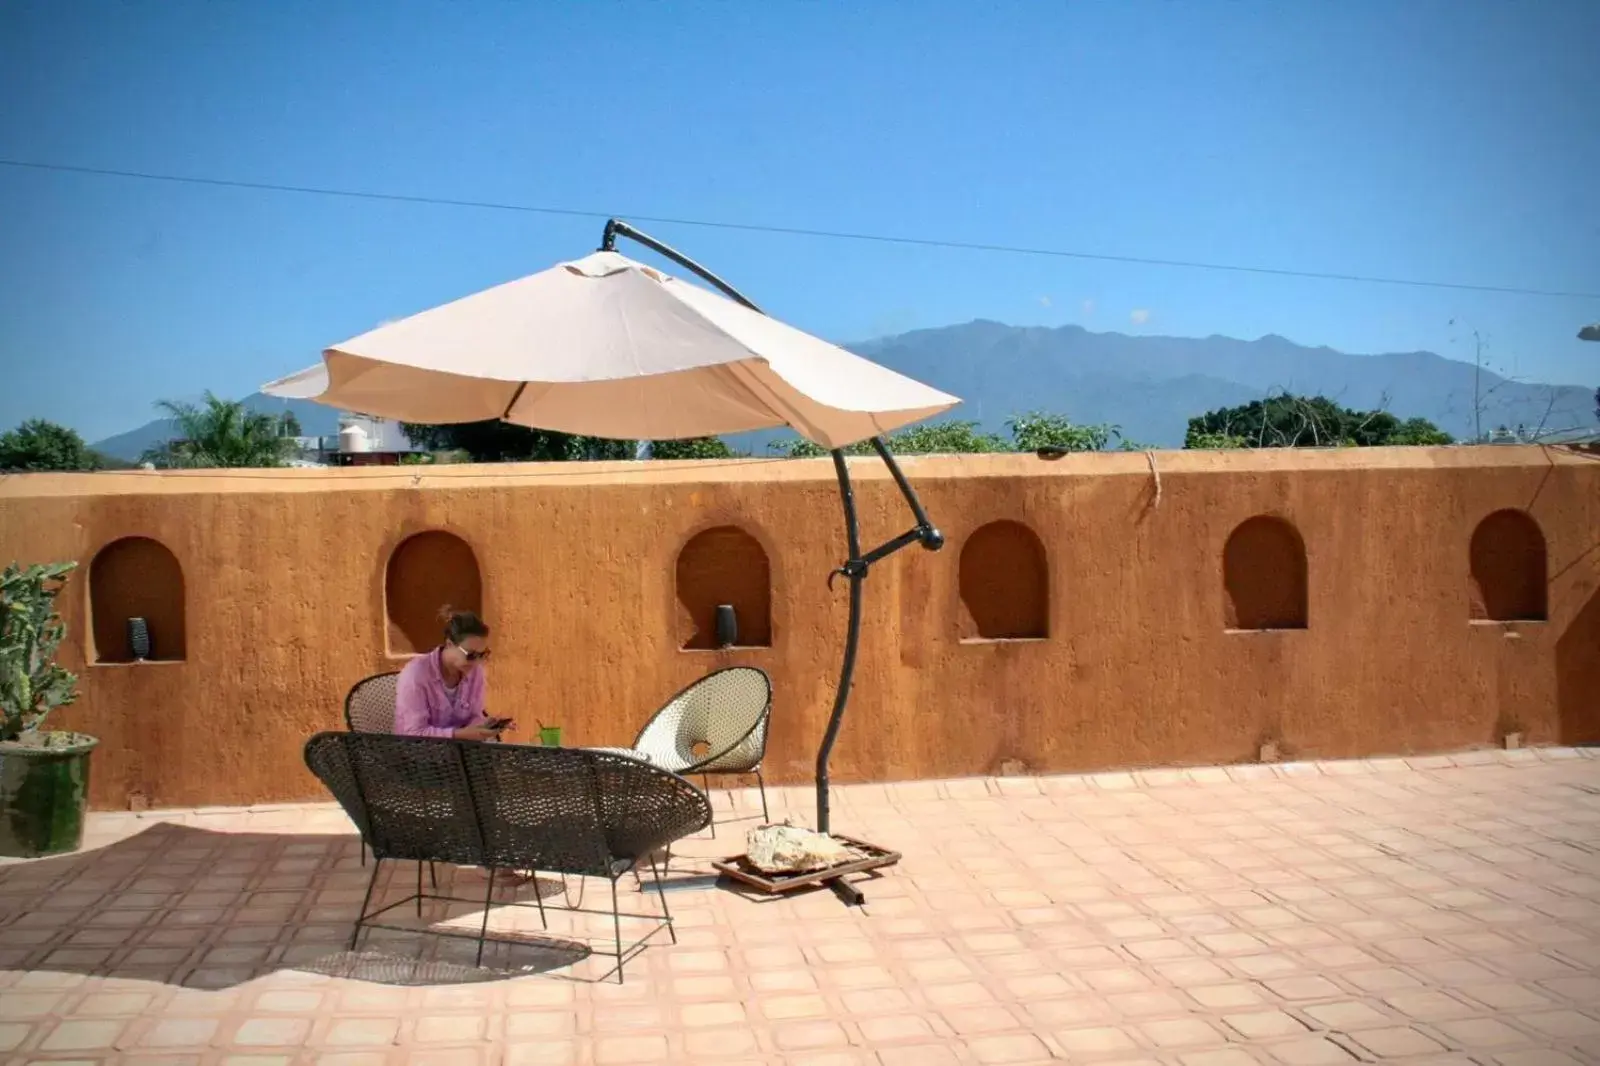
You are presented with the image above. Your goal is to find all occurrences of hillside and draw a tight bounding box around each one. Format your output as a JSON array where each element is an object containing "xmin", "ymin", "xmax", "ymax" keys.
[
  {"xmin": 93, "ymin": 323, "xmax": 1595, "ymax": 457},
  {"xmin": 849, "ymin": 322, "xmax": 1594, "ymax": 447}
]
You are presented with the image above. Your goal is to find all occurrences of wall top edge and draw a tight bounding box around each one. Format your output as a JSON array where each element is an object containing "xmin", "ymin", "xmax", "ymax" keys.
[{"xmin": 2, "ymin": 444, "xmax": 1594, "ymax": 501}]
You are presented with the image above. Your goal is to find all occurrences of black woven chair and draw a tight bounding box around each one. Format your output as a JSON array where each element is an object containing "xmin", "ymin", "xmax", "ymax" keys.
[
  {"xmin": 304, "ymin": 731, "xmax": 712, "ymax": 981},
  {"xmin": 345, "ymin": 671, "xmax": 401, "ymax": 733},
  {"xmin": 344, "ymin": 672, "xmax": 429, "ymax": 879},
  {"xmin": 628, "ymin": 666, "xmax": 773, "ymax": 835}
]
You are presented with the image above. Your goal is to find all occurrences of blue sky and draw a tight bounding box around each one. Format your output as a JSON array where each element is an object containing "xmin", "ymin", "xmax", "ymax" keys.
[{"xmin": 2, "ymin": 0, "xmax": 1596, "ymax": 442}]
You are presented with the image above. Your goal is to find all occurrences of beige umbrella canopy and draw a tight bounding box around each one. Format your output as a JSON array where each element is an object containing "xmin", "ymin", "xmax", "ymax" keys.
[{"xmin": 263, "ymin": 249, "xmax": 958, "ymax": 450}]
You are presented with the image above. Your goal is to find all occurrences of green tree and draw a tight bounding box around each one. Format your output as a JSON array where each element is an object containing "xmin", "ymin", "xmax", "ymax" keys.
[
  {"xmin": 770, "ymin": 419, "xmax": 1011, "ymax": 458},
  {"xmin": 649, "ymin": 437, "xmax": 741, "ymax": 460},
  {"xmin": 1185, "ymin": 430, "xmax": 1250, "ymax": 450},
  {"xmin": 1387, "ymin": 416, "xmax": 1455, "ymax": 446},
  {"xmin": 401, "ymin": 421, "xmax": 580, "ymax": 462},
  {"xmin": 399, "ymin": 421, "xmax": 742, "ymax": 462},
  {"xmin": 1009, "ymin": 411, "xmax": 1146, "ymax": 452},
  {"xmin": 140, "ymin": 393, "xmax": 294, "ymax": 469},
  {"xmin": 0, "ymin": 420, "xmax": 103, "ymax": 473},
  {"xmin": 769, "ymin": 412, "xmax": 1130, "ymax": 458},
  {"xmin": 1184, "ymin": 394, "xmax": 1453, "ymax": 449},
  {"xmin": 400, "ymin": 421, "xmax": 640, "ymax": 462}
]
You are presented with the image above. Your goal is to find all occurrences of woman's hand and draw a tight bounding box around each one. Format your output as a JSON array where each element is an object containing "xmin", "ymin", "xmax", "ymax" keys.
[{"xmin": 453, "ymin": 724, "xmax": 500, "ymax": 742}]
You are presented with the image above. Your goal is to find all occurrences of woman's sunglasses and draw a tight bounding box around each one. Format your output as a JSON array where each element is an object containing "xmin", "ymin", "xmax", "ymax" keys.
[{"xmin": 455, "ymin": 643, "xmax": 491, "ymax": 662}]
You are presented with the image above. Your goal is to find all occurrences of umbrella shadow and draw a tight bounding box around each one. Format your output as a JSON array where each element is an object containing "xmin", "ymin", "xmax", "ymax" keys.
[{"xmin": 0, "ymin": 821, "xmax": 678, "ymax": 988}]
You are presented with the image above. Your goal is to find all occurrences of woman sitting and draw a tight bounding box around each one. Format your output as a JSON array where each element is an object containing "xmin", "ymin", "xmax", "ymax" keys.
[{"xmin": 394, "ymin": 608, "xmax": 507, "ymax": 741}]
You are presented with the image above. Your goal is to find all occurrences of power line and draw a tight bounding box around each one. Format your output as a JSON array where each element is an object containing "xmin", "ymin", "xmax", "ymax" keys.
[{"xmin": 4, "ymin": 157, "xmax": 1597, "ymax": 300}]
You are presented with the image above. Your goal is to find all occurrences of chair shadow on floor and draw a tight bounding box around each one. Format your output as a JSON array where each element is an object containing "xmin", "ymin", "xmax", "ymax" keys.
[{"xmin": 0, "ymin": 821, "xmax": 693, "ymax": 989}]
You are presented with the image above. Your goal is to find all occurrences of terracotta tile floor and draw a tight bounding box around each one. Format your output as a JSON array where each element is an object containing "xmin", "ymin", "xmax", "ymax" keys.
[{"xmin": 3, "ymin": 747, "xmax": 1599, "ymax": 1064}]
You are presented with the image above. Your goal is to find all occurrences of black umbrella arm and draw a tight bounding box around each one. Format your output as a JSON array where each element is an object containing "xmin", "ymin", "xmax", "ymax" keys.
[
  {"xmin": 601, "ymin": 219, "xmax": 765, "ymax": 314},
  {"xmin": 599, "ymin": 218, "xmax": 946, "ymax": 839}
]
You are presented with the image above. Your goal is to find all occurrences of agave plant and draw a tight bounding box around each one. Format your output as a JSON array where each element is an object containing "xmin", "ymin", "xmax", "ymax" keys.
[{"xmin": 1, "ymin": 561, "xmax": 80, "ymax": 743}]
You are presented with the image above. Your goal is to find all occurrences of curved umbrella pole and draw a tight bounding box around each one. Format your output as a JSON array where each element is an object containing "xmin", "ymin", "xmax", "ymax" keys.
[
  {"xmin": 817, "ymin": 441, "xmax": 944, "ymax": 831},
  {"xmin": 600, "ymin": 220, "xmax": 946, "ymax": 901}
]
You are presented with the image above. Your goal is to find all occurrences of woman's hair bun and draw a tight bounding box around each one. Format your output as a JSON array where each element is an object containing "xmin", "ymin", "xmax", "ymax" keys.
[{"xmin": 441, "ymin": 607, "xmax": 490, "ymax": 642}]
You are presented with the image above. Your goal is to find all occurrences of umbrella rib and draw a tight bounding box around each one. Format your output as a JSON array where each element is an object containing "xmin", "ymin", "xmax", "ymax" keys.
[{"xmin": 501, "ymin": 382, "xmax": 528, "ymax": 420}]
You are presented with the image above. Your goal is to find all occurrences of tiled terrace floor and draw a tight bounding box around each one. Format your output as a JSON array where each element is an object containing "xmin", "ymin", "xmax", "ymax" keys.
[{"xmin": 3, "ymin": 748, "xmax": 1599, "ymax": 1065}]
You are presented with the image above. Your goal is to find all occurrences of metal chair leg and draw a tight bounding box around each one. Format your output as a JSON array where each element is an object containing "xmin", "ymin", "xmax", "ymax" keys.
[
  {"xmin": 428, "ymin": 862, "xmax": 438, "ymax": 889},
  {"xmin": 475, "ymin": 867, "xmax": 497, "ymax": 967},
  {"xmin": 611, "ymin": 876, "xmax": 625, "ymax": 984},
  {"xmin": 754, "ymin": 767, "xmax": 770, "ymax": 824},
  {"xmin": 415, "ymin": 861, "xmax": 424, "ymax": 917},
  {"xmin": 648, "ymin": 852, "xmax": 676, "ymax": 945},
  {"xmin": 533, "ymin": 871, "xmax": 548, "ymax": 929},
  {"xmin": 702, "ymin": 774, "xmax": 716, "ymax": 838},
  {"xmin": 350, "ymin": 857, "xmax": 381, "ymax": 951}
]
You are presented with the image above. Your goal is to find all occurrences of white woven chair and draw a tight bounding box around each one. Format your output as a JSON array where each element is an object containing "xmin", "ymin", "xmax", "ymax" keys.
[{"xmin": 628, "ymin": 666, "xmax": 773, "ymax": 834}]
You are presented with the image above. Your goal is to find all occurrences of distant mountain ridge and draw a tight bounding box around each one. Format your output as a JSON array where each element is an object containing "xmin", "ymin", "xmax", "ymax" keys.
[
  {"xmin": 847, "ymin": 321, "xmax": 1593, "ymax": 447},
  {"xmin": 91, "ymin": 322, "xmax": 1595, "ymax": 458}
]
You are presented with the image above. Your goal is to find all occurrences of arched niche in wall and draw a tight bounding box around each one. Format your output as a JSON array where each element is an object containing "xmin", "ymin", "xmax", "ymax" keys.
[
  {"xmin": 1469, "ymin": 509, "xmax": 1547, "ymax": 622},
  {"xmin": 676, "ymin": 525, "xmax": 772, "ymax": 650},
  {"xmin": 90, "ymin": 536, "xmax": 187, "ymax": 663},
  {"xmin": 385, "ymin": 531, "xmax": 483, "ymax": 655},
  {"xmin": 959, "ymin": 520, "xmax": 1049, "ymax": 641},
  {"xmin": 1223, "ymin": 515, "xmax": 1308, "ymax": 631}
]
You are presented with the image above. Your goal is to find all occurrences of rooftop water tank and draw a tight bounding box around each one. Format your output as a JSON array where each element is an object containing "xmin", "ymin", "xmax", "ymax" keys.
[{"xmin": 339, "ymin": 422, "xmax": 371, "ymax": 453}]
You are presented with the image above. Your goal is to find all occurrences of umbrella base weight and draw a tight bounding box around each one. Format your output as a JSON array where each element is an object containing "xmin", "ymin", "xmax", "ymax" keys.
[
  {"xmin": 827, "ymin": 877, "xmax": 867, "ymax": 906},
  {"xmin": 712, "ymin": 835, "xmax": 900, "ymax": 903}
]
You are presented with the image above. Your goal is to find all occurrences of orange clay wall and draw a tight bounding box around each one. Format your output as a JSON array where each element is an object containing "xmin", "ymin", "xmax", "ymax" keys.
[{"xmin": 1, "ymin": 446, "xmax": 1596, "ymax": 811}]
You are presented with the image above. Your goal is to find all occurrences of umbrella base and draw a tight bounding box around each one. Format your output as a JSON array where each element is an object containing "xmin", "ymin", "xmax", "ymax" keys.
[{"xmin": 712, "ymin": 834, "xmax": 900, "ymax": 904}]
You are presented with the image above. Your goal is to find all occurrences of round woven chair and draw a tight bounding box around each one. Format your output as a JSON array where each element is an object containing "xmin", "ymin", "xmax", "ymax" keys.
[
  {"xmin": 628, "ymin": 666, "xmax": 773, "ymax": 833},
  {"xmin": 345, "ymin": 671, "xmax": 401, "ymax": 733},
  {"xmin": 344, "ymin": 671, "xmax": 431, "ymax": 882}
]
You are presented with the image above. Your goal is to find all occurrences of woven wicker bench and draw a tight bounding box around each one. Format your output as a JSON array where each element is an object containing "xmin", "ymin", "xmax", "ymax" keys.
[{"xmin": 304, "ymin": 731, "xmax": 712, "ymax": 981}]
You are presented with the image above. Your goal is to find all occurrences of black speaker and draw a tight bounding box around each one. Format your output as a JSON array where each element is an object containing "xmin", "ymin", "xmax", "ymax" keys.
[
  {"xmin": 127, "ymin": 617, "xmax": 151, "ymax": 661},
  {"xmin": 714, "ymin": 604, "xmax": 738, "ymax": 649}
]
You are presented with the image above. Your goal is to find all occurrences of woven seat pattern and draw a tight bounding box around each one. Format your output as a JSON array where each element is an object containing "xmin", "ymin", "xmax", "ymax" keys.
[
  {"xmin": 304, "ymin": 732, "xmax": 713, "ymax": 875},
  {"xmin": 344, "ymin": 671, "xmax": 401, "ymax": 733}
]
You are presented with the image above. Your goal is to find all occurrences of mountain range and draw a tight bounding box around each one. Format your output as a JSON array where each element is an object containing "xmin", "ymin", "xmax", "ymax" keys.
[
  {"xmin": 849, "ymin": 322, "xmax": 1594, "ymax": 448},
  {"xmin": 91, "ymin": 322, "xmax": 1596, "ymax": 459}
]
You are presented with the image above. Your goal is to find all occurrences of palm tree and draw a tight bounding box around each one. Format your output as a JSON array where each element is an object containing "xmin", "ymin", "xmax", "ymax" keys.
[{"xmin": 140, "ymin": 393, "xmax": 293, "ymax": 469}]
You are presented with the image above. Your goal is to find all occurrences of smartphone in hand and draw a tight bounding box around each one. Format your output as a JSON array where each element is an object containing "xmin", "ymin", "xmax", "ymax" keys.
[{"xmin": 484, "ymin": 717, "xmax": 514, "ymax": 733}]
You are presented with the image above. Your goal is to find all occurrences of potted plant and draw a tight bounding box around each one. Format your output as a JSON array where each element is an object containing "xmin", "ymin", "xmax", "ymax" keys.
[{"xmin": 1, "ymin": 560, "xmax": 96, "ymax": 857}]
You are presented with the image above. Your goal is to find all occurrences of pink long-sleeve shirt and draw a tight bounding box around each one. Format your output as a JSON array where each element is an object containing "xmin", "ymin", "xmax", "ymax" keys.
[{"xmin": 394, "ymin": 646, "xmax": 487, "ymax": 738}]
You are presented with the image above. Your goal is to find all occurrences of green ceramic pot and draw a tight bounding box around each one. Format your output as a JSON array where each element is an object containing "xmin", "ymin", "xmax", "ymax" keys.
[{"xmin": 0, "ymin": 732, "xmax": 99, "ymax": 858}]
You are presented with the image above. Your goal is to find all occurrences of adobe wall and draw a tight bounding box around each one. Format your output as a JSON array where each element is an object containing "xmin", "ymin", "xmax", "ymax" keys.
[{"xmin": 1, "ymin": 446, "xmax": 1596, "ymax": 811}]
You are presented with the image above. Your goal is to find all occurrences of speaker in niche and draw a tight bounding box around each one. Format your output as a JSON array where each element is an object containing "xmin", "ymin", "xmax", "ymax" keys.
[
  {"xmin": 714, "ymin": 604, "xmax": 738, "ymax": 649},
  {"xmin": 127, "ymin": 617, "xmax": 151, "ymax": 661}
]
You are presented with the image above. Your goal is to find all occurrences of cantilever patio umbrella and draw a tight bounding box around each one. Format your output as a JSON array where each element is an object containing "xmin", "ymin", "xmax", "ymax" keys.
[{"xmin": 265, "ymin": 220, "xmax": 959, "ymax": 903}]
